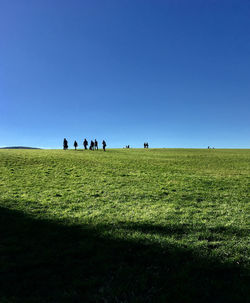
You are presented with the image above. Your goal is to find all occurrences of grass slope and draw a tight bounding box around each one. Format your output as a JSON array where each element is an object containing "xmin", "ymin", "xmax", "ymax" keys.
[
  {"xmin": 0, "ymin": 148, "xmax": 249, "ymax": 302},
  {"xmin": 0, "ymin": 146, "xmax": 41, "ymax": 149}
]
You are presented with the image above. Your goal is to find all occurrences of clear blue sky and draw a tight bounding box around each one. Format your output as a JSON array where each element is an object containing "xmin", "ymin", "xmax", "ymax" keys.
[{"xmin": 1, "ymin": 0, "xmax": 249, "ymax": 148}]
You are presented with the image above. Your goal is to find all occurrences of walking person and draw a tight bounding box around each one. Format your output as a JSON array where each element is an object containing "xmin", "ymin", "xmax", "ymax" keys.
[
  {"xmin": 94, "ymin": 139, "xmax": 98, "ymax": 150},
  {"xmin": 102, "ymin": 140, "xmax": 107, "ymax": 151},
  {"xmin": 74, "ymin": 140, "xmax": 78, "ymax": 150},
  {"xmin": 83, "ymin": 139, "xmax": 88, "ymax": 150},
  {"xmin": 90, "ymin": 140, "xmax": 94, "ymax": 150},
  {"xmin": 63, "ymin": 138, "xmax": 68, "ymax": 150}
]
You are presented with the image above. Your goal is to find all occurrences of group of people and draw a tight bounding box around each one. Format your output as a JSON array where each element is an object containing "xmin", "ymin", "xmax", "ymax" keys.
[
  {"xmin": 63, "ymin": 138, "xmax": 107, "ymax": 151},
  {"xmin": 83, "ymin": 139, "xmax": 107, "ymax": 151},
  {"xmin": 63, "ymin": 138, "xmax": 151, "ymax": 151}
]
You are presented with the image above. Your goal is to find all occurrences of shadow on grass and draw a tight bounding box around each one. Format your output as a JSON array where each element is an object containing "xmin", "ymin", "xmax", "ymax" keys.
[{"xmin": 0, "ymin": 206, "xmax": 249, "ymax": 303}]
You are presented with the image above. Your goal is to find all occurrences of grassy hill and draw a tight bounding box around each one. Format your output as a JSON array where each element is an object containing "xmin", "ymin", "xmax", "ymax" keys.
[
  {"xmin": 0, "ymin": 148, "xmax": 249, "ymax": 302},
  {"xmin": 0, "ymin": 146, "xmax": 41, "ymax": 149}
]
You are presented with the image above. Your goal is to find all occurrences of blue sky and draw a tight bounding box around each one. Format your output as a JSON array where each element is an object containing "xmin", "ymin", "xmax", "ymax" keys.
[{"xmin": 1, "ymin": 0, "xmax": 249, "ymax": 148}]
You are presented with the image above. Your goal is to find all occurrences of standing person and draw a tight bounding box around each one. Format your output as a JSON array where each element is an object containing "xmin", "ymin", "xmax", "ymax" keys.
[
  {"xmin": 63, "ymin": 138, "xmax": 68, "ymax": 150},
  {"xmin": 102, "ymin": 140, "xmax": 107, "ymax": 151},
  {"xmin": 74, "ymin": 140, "xmax": 78, "ymax": 150},
  {"xmin": 90, "ymin": 140, "xmax": 94, "ymax": 150},
  {"xmin": 83, "ymin": 139, "xmax": 88, "ymax": 150},
  {"xmin": 94, "ymin": 139, "xmax": 98, "ymax": 150}
]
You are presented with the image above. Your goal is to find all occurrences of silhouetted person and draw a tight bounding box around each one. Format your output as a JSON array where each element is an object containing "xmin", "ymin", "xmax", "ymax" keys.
[
  {"xmin": 83, "ymin": 139, "xmax": 88, "ymax": 150},
  {"xmin": 63, "ymin": 138, "xmax": 68, "ymax": 150},
  {"xmin": 102, "ymin": 140, "xmax": 107, "ymax": 151},
  {"xmin": 146, "ymin": 142, "xmax": 149, "ymax": 148},
  {"xmin": 74, "ymin": 140, "xmax": 78, "ymax": 150},
  {"xmin": 94, "ymin": 139, "xmax": 98, "ymax": 150},
  {"xmin": 90, "ymin": 140, "xmax": 94, "ymax": 150}
]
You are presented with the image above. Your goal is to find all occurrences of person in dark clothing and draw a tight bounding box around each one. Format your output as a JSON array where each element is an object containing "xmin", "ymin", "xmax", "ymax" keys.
[
  {"xmin": 94, "ymin": 139, "xmax": 98, "ymax": 150},
  {"xmin": 90, "ymin": 140, "xmax": 94, "ymax": 150},
  {"xmin": 102, "ymin": 140, "xmax": 107, "ymax": 151},
  {"xmin": 63, "ymin": 138, "xmax": 68, "ymax": 150},
  {"xmin": 83, "ymin": 139, "xmax": 88, "ymax": 150},
  {"xmin": 74, "ymin": 140, "xmax": 78, "ymax": 150}
]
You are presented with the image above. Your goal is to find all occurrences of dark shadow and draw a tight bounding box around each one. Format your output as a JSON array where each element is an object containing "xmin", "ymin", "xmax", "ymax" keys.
[{"xmin": 0, "ymin": 206, "xmax": 249, "ymax": 303}]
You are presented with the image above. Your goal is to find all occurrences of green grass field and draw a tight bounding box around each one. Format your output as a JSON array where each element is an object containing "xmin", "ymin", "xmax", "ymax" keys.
[{"xmin": 0, "ymin": 148, "xmax": 249, "ymax": 302}]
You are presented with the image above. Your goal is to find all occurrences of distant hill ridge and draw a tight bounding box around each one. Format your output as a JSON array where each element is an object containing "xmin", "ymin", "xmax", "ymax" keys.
[{"xmin": 0, "ymin": 146, "xmax": 41, "ymax": 149}]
